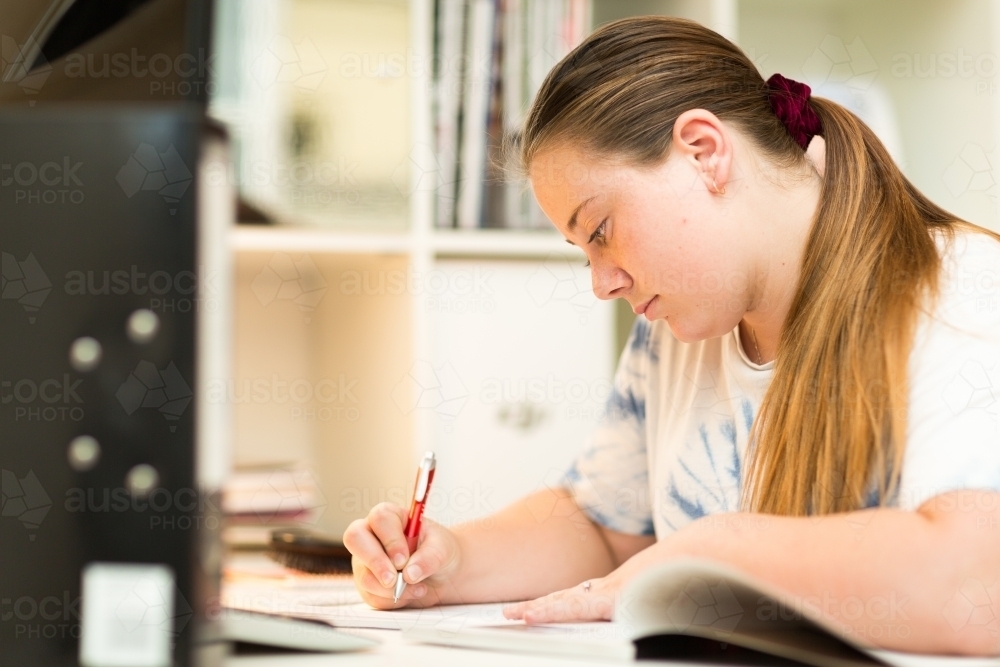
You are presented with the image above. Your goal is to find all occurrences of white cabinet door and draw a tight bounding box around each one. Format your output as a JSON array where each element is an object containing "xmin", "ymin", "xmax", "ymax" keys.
[{"xmin": 416, "ymin": 257, "xmax": 616, "ymax": 526}]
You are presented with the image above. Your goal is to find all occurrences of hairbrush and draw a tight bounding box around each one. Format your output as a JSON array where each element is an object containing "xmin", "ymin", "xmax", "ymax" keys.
[{"xmin": 266, "ymin": 528, "xmax": 353, "ymax": 575}]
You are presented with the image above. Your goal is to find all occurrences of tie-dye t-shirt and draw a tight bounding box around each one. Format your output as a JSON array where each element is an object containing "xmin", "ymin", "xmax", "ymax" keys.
[{"xmin": 560, "ymin": 230, "xmax": 1000, "ymax": 538}]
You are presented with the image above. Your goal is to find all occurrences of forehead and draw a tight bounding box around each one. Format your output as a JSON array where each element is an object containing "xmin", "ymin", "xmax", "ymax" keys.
[{"xmin": 528, "ymin": 144, "xmax": 635, "ymax": 204}]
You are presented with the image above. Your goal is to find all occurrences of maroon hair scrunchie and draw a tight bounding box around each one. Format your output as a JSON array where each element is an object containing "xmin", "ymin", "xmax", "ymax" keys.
[{"xmin": 765, "ymin": 73, "xmax": 823, "ymax": 150}]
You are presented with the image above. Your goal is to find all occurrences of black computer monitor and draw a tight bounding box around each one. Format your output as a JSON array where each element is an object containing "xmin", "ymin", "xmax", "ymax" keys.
[{"xmin": 1, "ymin": 2, "xmax": 230, "ymax": 666}]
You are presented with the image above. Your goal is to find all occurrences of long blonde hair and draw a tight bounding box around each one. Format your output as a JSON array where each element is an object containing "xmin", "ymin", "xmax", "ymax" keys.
[{"xmin": 512, "ymin": 15, "xmax": 996, "ymax": 515}]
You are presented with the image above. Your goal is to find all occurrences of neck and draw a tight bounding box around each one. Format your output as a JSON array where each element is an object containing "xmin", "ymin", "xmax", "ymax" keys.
[{"xmin": 738, "ymin": 158, "xmax": 822, "ymax": 364}]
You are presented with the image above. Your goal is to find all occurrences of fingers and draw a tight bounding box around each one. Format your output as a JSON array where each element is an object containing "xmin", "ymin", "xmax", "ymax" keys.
[
  {"xmin": 343, "ymin": 517, "xmax": 397, "ymax": 588},
  {"xmin": 502, "ymin": 584, "xmax": 615, "ymax": 624},
  {"xmin": 343, "ymin": 502, "xmax": 445, "ymax": 610},
  {"xmin": 367, "ymin": 503, "xmax": 412, "ymax": 569},
  {"xmin": 351, "ymin": 557, "xmax": 428, "ymax": 609},
  {"xmin": 343, "ymin": 503, "xmax": 459, "ymax": 610},
  {"xmin": 400, "ymin": 529, "xmax": 448, "ymax": 585}
]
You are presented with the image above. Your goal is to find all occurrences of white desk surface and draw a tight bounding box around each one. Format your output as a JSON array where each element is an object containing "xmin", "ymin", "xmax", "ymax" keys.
[
  {"xmin": 220, "ymin": 553, "xmax": 730, "ymax": 667},
  {"xmin": 224, "ymin": 627, "xmax": 643, "ymax": 667}
]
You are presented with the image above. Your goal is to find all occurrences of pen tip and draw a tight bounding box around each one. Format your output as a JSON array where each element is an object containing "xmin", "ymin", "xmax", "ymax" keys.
[{"xmin": 392, "ymin": 571, "xmax": 406, "ymax": 604}]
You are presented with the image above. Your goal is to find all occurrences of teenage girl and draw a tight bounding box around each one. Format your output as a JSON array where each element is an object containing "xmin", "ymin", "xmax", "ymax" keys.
[{"xmin": 344, "ymin": 16, "xmax": 1000, "ymax": 654}]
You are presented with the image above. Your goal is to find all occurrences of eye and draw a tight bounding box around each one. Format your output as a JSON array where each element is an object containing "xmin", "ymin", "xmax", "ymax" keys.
[
  {"xmin": 590, "ymin": 218, "xmax": 608, "ymax": 243},
  {"xmin": 583, "ymin": 218, "xmax": 609, "ymax": 267},
  {"xmin": 596, "ymin": 220, "xmax": 607, "ymax": 238}
]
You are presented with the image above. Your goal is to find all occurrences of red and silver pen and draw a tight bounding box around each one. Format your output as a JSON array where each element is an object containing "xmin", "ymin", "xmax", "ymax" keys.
[{"xmin": 393, "ymin": 451, "xmax": 436, "ymax": 603}]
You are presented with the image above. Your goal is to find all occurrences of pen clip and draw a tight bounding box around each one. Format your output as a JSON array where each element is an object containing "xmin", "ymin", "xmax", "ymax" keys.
[{"xmin": 413, "ymin": 452, "xmax": 436, "ymax": 503}]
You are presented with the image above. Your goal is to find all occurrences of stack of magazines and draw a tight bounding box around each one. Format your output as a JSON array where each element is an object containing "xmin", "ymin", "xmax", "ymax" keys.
[
  {"xmin": 432, "ymin": 0, "xmax": 591, "ymax": 229},
  {"xmin": 222, "ymin": 468, "xmax": 325, "ymax": 547}
]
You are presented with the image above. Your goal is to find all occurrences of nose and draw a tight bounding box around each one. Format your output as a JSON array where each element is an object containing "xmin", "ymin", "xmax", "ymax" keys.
[{"xmin": 590, "ymin": 259, "xmax": 630, "ymax": 300}]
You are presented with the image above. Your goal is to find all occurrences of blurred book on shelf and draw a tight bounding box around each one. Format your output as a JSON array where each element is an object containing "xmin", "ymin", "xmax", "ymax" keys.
[
  {"xmin": 434, "ymin": 0, "xmax": 591, "ymax": 229},
  {"xmin": 222, "ymin": 468, "xmax": 326, "ymax": 548}
]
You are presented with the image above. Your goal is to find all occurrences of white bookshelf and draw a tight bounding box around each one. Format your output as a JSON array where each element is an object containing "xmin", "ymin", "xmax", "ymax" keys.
[{"xmin": 214, "ymin": 0, "xmax": 613, "ymax": 540}]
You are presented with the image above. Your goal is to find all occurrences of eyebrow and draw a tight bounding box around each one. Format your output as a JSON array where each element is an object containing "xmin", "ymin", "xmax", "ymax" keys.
[{"xmin": 563, "ymin": 196, "xmax": 596, "ymax": 245}]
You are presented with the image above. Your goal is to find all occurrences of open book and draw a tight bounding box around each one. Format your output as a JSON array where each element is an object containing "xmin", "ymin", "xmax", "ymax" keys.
[{"xmin": 403, "ymin": 559, "xmax": 998, "ymax": 667}]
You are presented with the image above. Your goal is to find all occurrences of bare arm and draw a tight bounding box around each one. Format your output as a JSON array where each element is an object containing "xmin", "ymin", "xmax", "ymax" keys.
[
  {"xmin": 651, "ymin": 490, "xmax": 1000, "ymax": 654},
  {"xmin": 345, "ymin": 484, "xmax": 655, "ymax": 609},
  {"xmin": 439, "ymin": 486, "xmax": 656, "ymax": 604},
  {"xmin": 506, "ymin": 490, "xmax": 1000, "ymax": 655}
]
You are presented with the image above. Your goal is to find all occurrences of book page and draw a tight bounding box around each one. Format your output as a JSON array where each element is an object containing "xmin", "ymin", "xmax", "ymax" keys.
[
  {"xmin": 222, "ymin": 569, "xmax": 521, "ymax": 631},
  {"xmin": 619, "ymin": 559, "xmax": 1000, "ymax": 667}
]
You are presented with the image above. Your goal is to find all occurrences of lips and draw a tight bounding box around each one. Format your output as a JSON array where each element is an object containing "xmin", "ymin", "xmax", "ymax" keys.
[{"xmin": 633, "ymin": 296, "xmax": 655, "ymax": 316}]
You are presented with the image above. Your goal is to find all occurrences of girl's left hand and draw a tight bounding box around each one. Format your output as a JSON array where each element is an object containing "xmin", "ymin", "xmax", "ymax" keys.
[
  {"xmin": 501, "ymin": 573, "xmax": 619, "ymax": 623},
  {"xmin": 501, "ymin": 541, "xmax": 666, "ymax": 624},
  {"xmin": 503, "ymin": 522, "xmax": 700, "ymax": 625}
]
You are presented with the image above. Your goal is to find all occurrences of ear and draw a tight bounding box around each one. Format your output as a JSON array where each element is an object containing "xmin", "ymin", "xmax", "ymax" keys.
[
  {"xmin": 805, "ymin": 135, "xmax": 826, "ymax": 178},
  {"xmin": 672, "ymin": 109, "xmax": 732, "ymax": 195}
]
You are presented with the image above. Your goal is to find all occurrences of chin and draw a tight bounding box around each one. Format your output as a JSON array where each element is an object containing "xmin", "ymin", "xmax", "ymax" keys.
[{"xmin": 665, "ymin": 317, "xmax": 732, "ymax": 344}]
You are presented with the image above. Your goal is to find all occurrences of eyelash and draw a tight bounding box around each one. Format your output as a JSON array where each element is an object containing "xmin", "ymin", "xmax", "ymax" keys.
[{"xmin": 583, "ymin": 219, "xmax": 608, "ymax": 268}]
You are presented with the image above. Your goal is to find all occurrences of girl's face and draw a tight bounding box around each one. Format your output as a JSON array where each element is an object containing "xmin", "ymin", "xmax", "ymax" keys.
[{"xmin": 529, "ymin": 143, "xmax": 754, "ymax": 343}]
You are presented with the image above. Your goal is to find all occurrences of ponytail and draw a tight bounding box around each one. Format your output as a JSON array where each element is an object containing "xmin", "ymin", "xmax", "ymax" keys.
[{"xmin": 743, "ymin": 97, "xmax": 948, "ymax": 514}]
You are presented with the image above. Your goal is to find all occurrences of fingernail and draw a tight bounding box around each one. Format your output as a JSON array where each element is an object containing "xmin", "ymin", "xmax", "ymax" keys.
[
  {"xmin": 414, "ymin": 585, "xmax": 426, "ymax": 597},
  {"xmin": 382, "ymin": 571, "xmax": 395, "ymax": 586},
  {"xmin": 405, "ymin": 564, "xmax": 421, "ymax": 581},
  {"xmin": 393, "ymin": 553, "xmax": 406, "ymax": 568}
]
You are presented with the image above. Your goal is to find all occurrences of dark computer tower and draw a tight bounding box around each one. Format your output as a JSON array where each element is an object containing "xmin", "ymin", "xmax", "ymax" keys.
[{"xmin": 1, "ymin": 2, "xmax": 230, "ymax": 666}]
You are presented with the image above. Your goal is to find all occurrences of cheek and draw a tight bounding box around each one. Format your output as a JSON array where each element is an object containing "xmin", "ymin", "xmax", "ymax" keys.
[{"xmin": 614, "ymin": 235, "xmax": 672, "ymax": 290}]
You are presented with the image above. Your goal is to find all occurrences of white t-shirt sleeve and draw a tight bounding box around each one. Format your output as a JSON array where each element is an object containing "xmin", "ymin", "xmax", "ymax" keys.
[
  {"xmin": 897, "ymin": 232, "xmax": 1000, "ymax": 511},
  {"xmin": 559, "ymin": 318, "xmax": 655, "ymax": 536}
]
